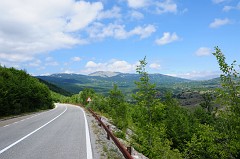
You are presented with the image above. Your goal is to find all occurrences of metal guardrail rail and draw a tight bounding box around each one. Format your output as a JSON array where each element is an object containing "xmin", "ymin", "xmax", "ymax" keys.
[{"xmin": 88, "ymin": 108, "xmax": 133, "ymax": 159}]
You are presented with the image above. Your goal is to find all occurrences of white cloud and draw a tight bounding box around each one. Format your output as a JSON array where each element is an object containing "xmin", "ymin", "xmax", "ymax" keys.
[
  {"xmin": 155, "ymin": 0, "xmax": 177, "ymax": 14},
  {"xmin": 209, "ymin": 18, "xmax": 231, "ymax": 28},
  {"xmin": 71, "ymin": 57, "xmax": 82, "ymax": 62},
  {"xmin": 223, "ymin": 3, "xmax": 240, "ymax": 12},
  {"xmin": 29, "ymin": 60, "xmax": 42, "ymax": 67},
  {"xmin": 129, "ymin": 25, "xmax": 156, "ymax": 39},
  {"xmin": 87, "ymin": 23, "xmax": 156, "ymax": 40},
  {"xmin": 149, "ymin": 63, "xmax": 161, "ymax": 69},
  {"xmin": 130, "ymin": 10, "xmax": 144, "ymax": 20},
  {"xmin": 155, "ymin": 32, "xmax": 179, "ymax": 45},
  {"xmin": 45, "ymin": 61, "xmax": 59, "ymax": 66},
  {"xmin": 0, "ymin": 0, "xmax": 103, "ymax": 63},
  {"xmin": 0, "ymin": 52, "xmax": 33, "ymax": 62},
  {"xmin": 63, "ymin": 69, "xmax": 74, "ymax": 74},
  {"xmin": 127, "ymin": 0, "xmax": 178, "ymax": 14},
  {"xmin": 127, "ymin": 0, "xmax": 150, "ymax": 9},
  {"xmin": 195, "ymin": 47, "xmax": 211, "ymax": 56},
  {"xmin": 212, "ymin": 0, "xmax": 228, "ymax": 4},
  {"xmin": 84, "ymin": 59, "xmax": 137, "ymax": 73},
  {"xmin": 223, "ymin": 6, "xmax": 234, "ymax": 12},
  {"xmin": 44, "ymin": 56, "xmax": 59, "ymax": 66},
  {"xmin": 167, "ymin": 71, "xmax": 220, "ymax": 80},
  {"xmin": 45, "ymin": 57, "xmax": 53, "ymax": 62},
  {"xmin": 86, "ymin": 61, "xmax": 101, "ymax": 68},
  {"xmin": 97, "ymin": 6, "xmax": 122, "ymax": 20}
]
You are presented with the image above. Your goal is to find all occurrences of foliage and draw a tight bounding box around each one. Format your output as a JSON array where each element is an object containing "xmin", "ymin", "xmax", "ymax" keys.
[
  {"xmin": 0, "ymin": 66, "xmax": 53, "ymax": 116},
  {"xmin": 108, "ymin": 84, "xmax": 128, "ymax": 130},
  {"xmin": 38, "ymin": 78, "xmax": 72, "ymax": 96},
  {"xmin": 213, "ymin": 46, "xmax": 240, "ymax": 114},
  {"xmin": 132, "ymin": 57, "xmax": 182, "ymax": 158},
  {"xmin": 49, "ymin": 48, "xmax": 240, "ymax": 159},
  {"xmin": 200, "ymin": 92, "xmax": 214, "ymax": 113},
  {"xmin": 80, "ymin": 88, "xmax": 95, "ymax": 105}
]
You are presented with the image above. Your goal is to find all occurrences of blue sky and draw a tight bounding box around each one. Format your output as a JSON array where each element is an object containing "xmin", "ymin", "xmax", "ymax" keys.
[{"xmin": 0, "ymin": 0, "xmax": 239, "ymax": 80}]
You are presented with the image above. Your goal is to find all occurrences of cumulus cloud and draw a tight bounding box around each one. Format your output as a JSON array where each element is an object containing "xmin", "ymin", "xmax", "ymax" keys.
[
  {"xmin": 28, "ymin": 60, "xmax": 42, "ymax": 67},
  {"xmin": 223, "ymin": 3, "xmax": 240, "ymax": 12},
  {"xmin": 212, "ymin": 0, "xmax": 228, "ymax": 4},
  {"xmin": 195, "ymin": 47, "xmax": 211, "ymax": 56},
  {"xmin": 71, "ymin": 57, "xmax": 82, "ymax": 62},
  {"xmin": 155, "ymin": 32, "xmax": 179, "ymax": 45},
  {"xmin": 84, "ymin": 59, "xmax": 137, "ymax": 73},
  {"xmin": 209, "ymin": 18, "xmax": 231, "ymax": 28},
  {"xmin": 0, "ymin": 0, "xmax": 103, "ymax": 63},
  {"xmin": 43, "ymin": 56, "xmax": 59, "ymax": 66},
  {"xmin": 127, "ymin": 0, "xmax": 150, "ymax": 9},
  {"xmin": 45, "ymin": 61, "xmax": 59, "ymax": 66},
  {"xmin": 149, "ymin": 63, "xmax": 161, "ymax": 69},
  {"xmin": 130, "ymin": 10, "xmax": 144, "ymax": 20},
  {"xmin": 87, "ymin": 23, "xmax": 156, "ymax": 40},
  {"xmin": 126, "ymin": 0, "xmax": 177, "ymax": 14},
  {"xmin": 0, "ymin": 53, "xmax": 33, "ymax": 62},
  {"xmin": 167, "ymin": 71, "xmax": 220, "ymax": 80},
  {"xmin": 97, "ymin": 6, "xmax": 122, "ymax": 20},
  {"xmin": 155, "ymin": 0, "xmax": 177, "ymax": 14}
]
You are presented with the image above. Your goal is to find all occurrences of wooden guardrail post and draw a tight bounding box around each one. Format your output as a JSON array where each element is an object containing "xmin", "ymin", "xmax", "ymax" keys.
[
  {"xmin": 127, "ymin": 147, "xmax": 132, "ymax": 155},
  {"xmin": 98, "ymin": 117, "xmax": 102, "ymax": 127},
  {"xmin": 107, "ymin": 125, "xmax": 110, "ymax": 140}
]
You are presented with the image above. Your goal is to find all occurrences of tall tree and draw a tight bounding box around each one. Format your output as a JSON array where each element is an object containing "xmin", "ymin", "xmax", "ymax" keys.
[
  {"xmin": 108, "ymin": 84, "xmax": 128, "ymax": 130},
  {"xmin": 132, "ymin": 57, "xmax": 181, "ymax": 158},
  {"xmin": 133, "ymin": 56, "xmax": 157, "ymax": 147}
]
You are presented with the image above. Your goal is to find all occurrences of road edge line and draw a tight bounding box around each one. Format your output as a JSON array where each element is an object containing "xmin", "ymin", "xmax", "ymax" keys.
[
  {"xmin": 79, "ymin": 107, "xmax": 93, "ymax": 159},
  {"xmin": 0, "ymin": 105, "xmax": 67, "ymax": 155}
]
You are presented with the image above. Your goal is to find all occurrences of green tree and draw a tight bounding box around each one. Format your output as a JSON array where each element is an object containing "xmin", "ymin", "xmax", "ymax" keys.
[
  {"xmin": 132, "ymin": 57, "xmax": 181, "ymax": 158},
  {"xmin": 108, "ymin": 84, "xmax": 128, "ymax": 130},
  {"xmin": 133, "ymin": 57, "xmax": 158, "ymax": 147},
  {"xmin": 212, "ymin": 47, "xmax": 240, "ymax": 158},
  {"xmin": 80, "ymin": 88, "xmax": 95, "ymax": 105},
  {"xmin": 0, "ymin": 66, "xmax": 53, "ymax": 116},
  {"xmin": 213, "ymin": 46, "xmax": 240, "ymax": 114}
]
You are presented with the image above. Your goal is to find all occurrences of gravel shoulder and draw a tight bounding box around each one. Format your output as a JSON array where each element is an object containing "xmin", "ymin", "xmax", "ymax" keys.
[
  {"xmin": 85, "ymin": 110, "xmax": 124, "ymax": 159},
  {"xmin": 85, "ymin": 108, "xmax": 148, "ymax": 159}
]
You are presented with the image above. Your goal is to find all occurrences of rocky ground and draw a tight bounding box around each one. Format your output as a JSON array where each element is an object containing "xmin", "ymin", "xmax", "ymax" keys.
[{"xmin": 85, "ymin": 109, "xmax": 148, "ymax": 159}]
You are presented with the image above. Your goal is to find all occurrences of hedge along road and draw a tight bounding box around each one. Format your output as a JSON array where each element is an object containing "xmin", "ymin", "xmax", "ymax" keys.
[{"xmin": 0, "ymin": 104, "xmax": 92, "ymax": 159}]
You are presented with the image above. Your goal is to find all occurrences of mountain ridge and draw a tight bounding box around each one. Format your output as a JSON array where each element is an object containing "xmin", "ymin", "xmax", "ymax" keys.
[{"xmin": 36, "ymin": 71, "xmax": 196, "ymax": 94}]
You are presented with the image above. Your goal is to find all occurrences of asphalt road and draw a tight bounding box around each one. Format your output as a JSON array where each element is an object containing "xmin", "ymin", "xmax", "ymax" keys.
[{"xmin": 0, "ymin": 104, "xmax": 92, "ymax": 159}]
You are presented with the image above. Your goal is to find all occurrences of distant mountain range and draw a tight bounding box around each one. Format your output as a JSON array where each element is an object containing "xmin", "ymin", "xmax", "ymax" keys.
[
  {"xmin": 36, "ymin": 71, "xmax": 220, "ymax": 95},
  {"xmin": 89, "ymin": 71, "xmax": 122, "ymax": 77}
]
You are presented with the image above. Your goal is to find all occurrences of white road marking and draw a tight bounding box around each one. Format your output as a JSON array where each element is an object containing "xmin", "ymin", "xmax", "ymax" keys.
[
  {"xmin": 2, "ymin": 105, "xmax": 58, "ymax": 128},
  {"xmin": 0, "ymin": 105, "xmax": 67, "ymax": 155},
  {"xmin": 78, "ymin": 106, "xmax": 93, "ymax": 159}
]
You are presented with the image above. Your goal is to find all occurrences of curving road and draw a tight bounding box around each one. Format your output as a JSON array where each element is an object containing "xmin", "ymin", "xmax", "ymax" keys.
[{"xmin": 0, "ymin": 104, "xmax": 92, "ymax": 159}]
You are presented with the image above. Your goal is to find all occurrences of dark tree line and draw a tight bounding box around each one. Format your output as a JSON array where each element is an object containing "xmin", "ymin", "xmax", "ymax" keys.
[{"xmin": 0, "ymin": 66, "xmax": 53, "ymax": 116}]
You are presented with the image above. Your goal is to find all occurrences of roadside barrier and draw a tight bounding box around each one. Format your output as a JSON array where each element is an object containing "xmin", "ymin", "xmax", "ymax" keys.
[{"xmin": 88, "ymin": 108, "xmax": 133, "ymax": 159}]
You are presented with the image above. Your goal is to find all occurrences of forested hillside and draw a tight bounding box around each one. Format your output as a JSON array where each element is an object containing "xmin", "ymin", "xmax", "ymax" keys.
[
  {"xmin": 37, "ymin": 78, "xmax": 72, "ymax": 96},
  {"xmin": 0, "ymin": 66, "xmax": 53, "ymax": 117},
  {"xmin": 36, "ymin": 71, "xmax": 191, "ymax": 95},
  {"xmin": 57, "ymin": 47, "xmax": 240, "ymax": 159}
]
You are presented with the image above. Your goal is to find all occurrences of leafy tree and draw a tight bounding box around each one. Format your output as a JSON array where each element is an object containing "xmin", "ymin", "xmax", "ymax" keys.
[
  {"xmin": 80, "ymin": 88, "xmax": 95, "ymax": 105},
  {"xmin": 213, "ymin": 46, "xmax": 240, "ymax": 114},
  {"xmin": 0, "ymin": 66, "xmax": 53, "ymax": 116},
  {"xmin": 184, "ymin": 124, "xmax": 229, "ymax": 159},
  {"xmin": 212, "ymin": 47, "xmax": 240, "ymax": 158},
  {"xmin": 200, "ymin": 92, "xmax": 214, "ymax": 113},
  {"xmin": 133, "ymin": 57, "xmax": 158, "ymax": 147},
  {"xmin": 132, "ymin": 57, "xmax": 181, "ymax": 158},
  {"xmin": 108, "ymin": 84, "xmax": 128, "ymax": 130}
]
